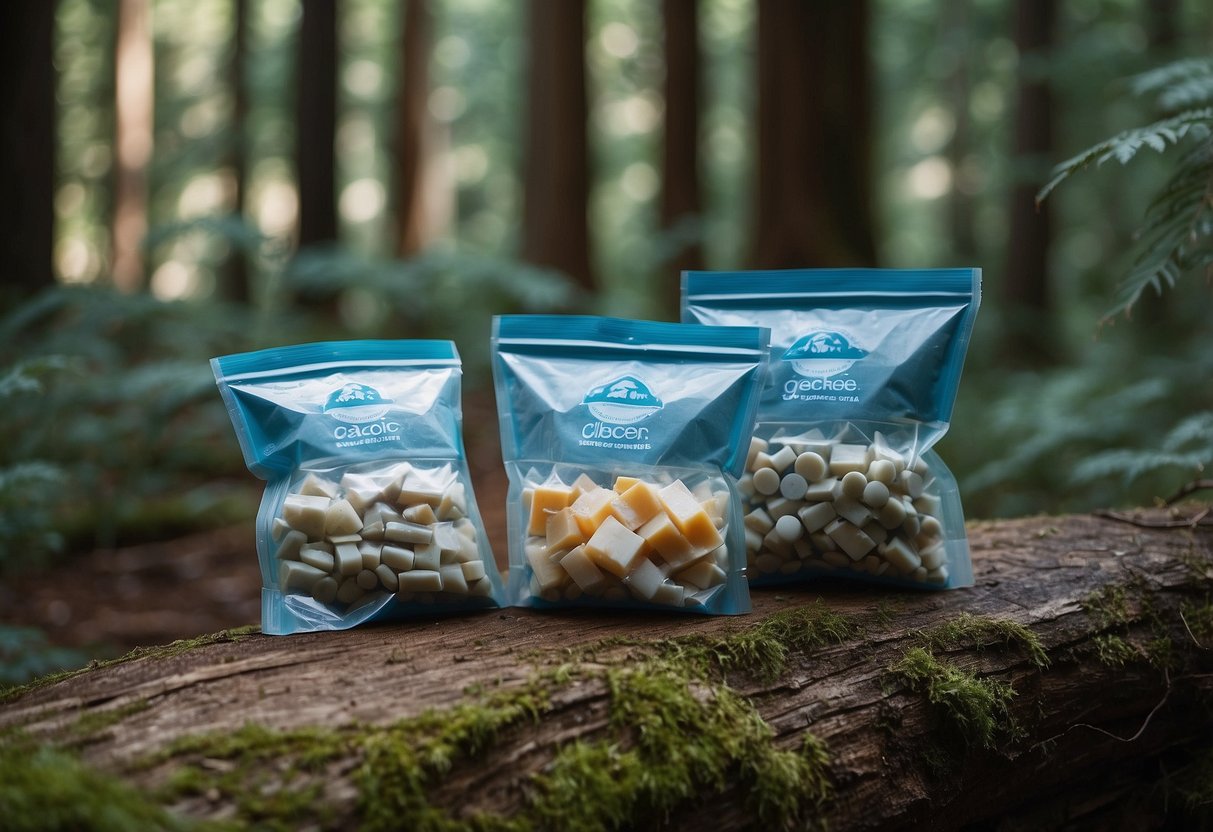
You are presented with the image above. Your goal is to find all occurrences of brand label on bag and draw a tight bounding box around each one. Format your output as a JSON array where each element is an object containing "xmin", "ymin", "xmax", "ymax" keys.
[
  {"xmin": 579, "ymin": 375, "xmax": 661, "ymax": 449},
  {"xmin": 325, "ymin": 383, "xmax": 402, "ymax": 445},
  {"xmin": 780, "ymin": 330, "xmax": 865, "ymax": 402}
]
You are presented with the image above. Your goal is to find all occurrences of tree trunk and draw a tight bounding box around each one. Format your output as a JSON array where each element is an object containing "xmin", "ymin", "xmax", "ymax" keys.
[
  {"xmin": 111, "ymin": 0, "xmax": 154, "ymax": 293},
  {"xmin": 751, "ymin": 1, "xmax": 876, "ymax": 269},
  {"xmin": 1003, "ymin": 0, "xmax": 1057, "ymax": 363},
  {"xmin": 4, "ymin": 507, "xmax": 1212, "ymax": 829},
  {"xmin": 0, "ymin": 1, "xmax": 56, "ymax": 298},
  {"xmin": 296, "ymin": 0, "xmax": 339, "ymax": 247},
  {"xmin": 944, "ymin": 0, "xmax": 978, "ymax": 264},
  {"xmin": 521, "ymin": 0, "xmax": 593, "ymax": 289},
  {"xmin": 393, "ymin": 0, "xmax": 432, "ymax": 258},
  {"xmin": 659, "ymin": 0, "xmax": 703, "ymax": 316},
  {"xmin": 225, "ymin": 0, "xmax": 251, "ymax": 303}
]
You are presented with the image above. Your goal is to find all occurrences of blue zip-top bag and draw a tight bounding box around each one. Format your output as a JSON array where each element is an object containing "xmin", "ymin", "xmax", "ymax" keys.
[
  {"xmin": 682, "ymin": 269, "xmax": 980, "ymax": 590},
  {"xmin": 213, "ymin": 340, "xmax": 503, "ymax": 635},
  {"xmin": 491, "ymin": 315, "xmax": 770, "ymax": 614}
]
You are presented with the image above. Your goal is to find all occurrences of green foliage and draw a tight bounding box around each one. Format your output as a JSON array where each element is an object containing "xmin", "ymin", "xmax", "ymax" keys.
[
  {"xmin": 1038, "ymin": 57, "xmax": 1213, "ymax": 319},
  {"xmin": 917, "ymin": 612, "xmax": 1050, "ymax": 669},
  {"xmin": 0, "ymin": 626, "xmax": 92, "ymax": 688},
  {"xmin": 889, "ymin": 647, "xmax": 1017, "ymax": 749},
  {"xmin": 0, "ymin": 738, "xmax": 197, "ymax": 832},
  {"xmin": 1091, "ymin": 633, "xmax": 1139, "ymax": 668}
]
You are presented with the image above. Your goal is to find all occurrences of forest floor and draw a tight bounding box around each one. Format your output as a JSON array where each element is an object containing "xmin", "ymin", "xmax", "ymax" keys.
[{"xmin": 0, "ymin": 390, "xmax": 512, "ymax": 660}]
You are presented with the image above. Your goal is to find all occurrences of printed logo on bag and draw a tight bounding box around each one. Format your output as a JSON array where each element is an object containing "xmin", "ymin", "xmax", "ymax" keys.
[
  {"xmin": 579, "ymin": 375, "xmax": 661, "ymax": 450},
  {"xmin": 324, "ymin": 383, "xmax": 402, "ymax": 446},
  {"xmin": 780, "ymin": 330, "xmax": 866, "ymax": 402}
]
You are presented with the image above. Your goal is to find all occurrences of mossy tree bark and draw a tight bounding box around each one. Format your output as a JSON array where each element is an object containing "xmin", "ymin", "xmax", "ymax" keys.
[{"xmin": 3, "ymin": 507, "xmax": 1212, "ymax": 830}]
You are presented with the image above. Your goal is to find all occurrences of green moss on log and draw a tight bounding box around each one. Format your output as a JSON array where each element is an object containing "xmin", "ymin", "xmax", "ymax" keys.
[
  {"xmin": 889, "ymin": 647, "xmax": 1017, "ymax": 749},
  {"xmin": 917, "ymin": 612, "xmax": 1049, "ymax": 668}
]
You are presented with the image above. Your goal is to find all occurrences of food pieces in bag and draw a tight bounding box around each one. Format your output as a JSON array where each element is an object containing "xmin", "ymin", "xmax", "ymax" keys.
[
  {"xmin": 682, "ymin": 268, "xmax": 980, "ymax": 589},
  {"xmin": 213, "ymin": 340, "xmax": 503, "ymax": 634},
  {"xmin": 491, "ymin": 315, "xmax": 769, "ymax": 613}
]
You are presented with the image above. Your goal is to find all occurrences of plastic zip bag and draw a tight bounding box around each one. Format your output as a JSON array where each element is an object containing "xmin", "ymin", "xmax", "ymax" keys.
[
  {"xmin": 212, "ymin": 340, "xmax": 503, "ymax": 634},
  {"xmin": 491, "ymin": 315, "xmax": 769, "ymax": 613},
  {"xmin": 682, "ymin": 268, "xmax": 980, "ymax": 589}
]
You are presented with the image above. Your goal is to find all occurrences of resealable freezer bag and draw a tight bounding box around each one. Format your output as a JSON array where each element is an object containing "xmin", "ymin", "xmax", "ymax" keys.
[
  {"xmin": 491, "ymin": 315, "xmax": 769, "ymax": 613},
  {"xmin": 213, "ymin": 340, "xmax": 503, "ymax": 635},
  {"xmin": 682, "ymin": 269, "xmax": 980, "ymax": 589}
]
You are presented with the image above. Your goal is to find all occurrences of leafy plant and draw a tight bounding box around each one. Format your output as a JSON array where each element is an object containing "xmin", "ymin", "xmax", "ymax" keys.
[{"xmin": 1038, "ymin": 57, "xmax": 1213, "ymax": 319}]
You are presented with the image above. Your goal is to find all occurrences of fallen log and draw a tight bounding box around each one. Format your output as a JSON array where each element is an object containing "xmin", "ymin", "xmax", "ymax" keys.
[{"xmin": 2, "ymin": 507, "xmax": 1212, "ymax": 830}]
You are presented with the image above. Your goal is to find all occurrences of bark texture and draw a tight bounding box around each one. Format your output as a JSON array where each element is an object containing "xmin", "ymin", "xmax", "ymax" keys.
[{"xmin": 4, "ymin": 507, "xmax": 1213, "ymax": 830}]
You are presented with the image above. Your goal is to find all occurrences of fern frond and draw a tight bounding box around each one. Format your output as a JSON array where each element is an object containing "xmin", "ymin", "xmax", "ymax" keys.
[
  {"xmin": 1130, "ymin": 57, "xmax": 1213, "ymax": 111},
  {"xmin": 1036, "ymin": 108, "xmax": 1213, "ymax": 203},
  {"xmin": 1070, "ymin": 449, "xmax": 1206, "ymax": 486},
  {"xmin": 1162, "ymin": 413, "xmax": 1213, "ymax": 453},
  {"xmin": 0, "ymin": 357, "xmax": 78, "ymax": 399}
]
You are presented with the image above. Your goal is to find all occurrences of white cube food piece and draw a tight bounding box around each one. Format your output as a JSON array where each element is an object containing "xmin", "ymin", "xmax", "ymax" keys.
[
  {"xmin": 384, "ymin": 521, "xmax": 433, "ymax": 545},
  {"xmin": 271, "ymin": 518, "xmax": 291, "ymax": 541},
  {"xmin": 825, "ymin": 519, "xmax": 876, "ymax": 560},
  {"xmin": 438, "ymin": 483, "xmax": 467, "ymax": 520},
  {"xmin": 526, "ymin": 542, "xmax": 567, "ymax": 591},
  {"xmin": 312, "ymin": 576, "xmax": 339, "ymax": 604},
  {"xmin": 359, "ymin": 519, "xmax": 386, "ymax": 541},
  {"xmin": 833, "ymin": 497, "xmax": 872, "ymax": 527},
  {"xmin": 862, "ymin": 522, "xmax": 888, "ymax": 546},
  {"xmin": 862, "ymin": 480, "xmax": 890, "ymax": 509},
  {"xmin": 280, "ymin": 560, "xmax": 328, "ymax": 593},
  {"xmin": 802, "ymin": 478, "xmax": 839, "ymax": 502},
  {"xmin": 454, "ymin": 518, "xmax": 477, "ymax": 540},
  {"xmin": 413, "ymin": 541, "xmax": 443, "ymax": 572},
  {"xmin": 282, "ymin": 494, "xmax": 330, "ymax": 539},
  {"xmin": 359, "ymin": 541, "xmax": 383, "ymax": 570},
  {"xmin": 559, "ymin": 545, "xmax": 607, "ymax": 592},
  {"xmin": 398, "ymin": 483, "xmax": 444, "ymax": 508},
  {"xmin": 276, "ymin": 529, "xmax": 307, "ymax": 562},
  {"xmin": 402, "ymin": 503, "xmax": 438, "ymax": 525},
  {"xmin": 469, "ymin": 577, "xmax": 494, "ymax": 597},
  {"xmin": 914, "ymin": 493, "xmax": 942, "ymax": 518},
  {"xmin": 761, "ymin": 529, "xmax": 793, "ymax": 557},
  {"xmin": 769, "ymin": 445, "xmax": 797, "ymax": 473},
  {"xmin": 797, "ymin": 502, "xmax": 836, "ymax": 534},
  {"xmin": 877, "ymin": 498, "xmax": 907, "ymax": 529},
  {"xmin": 381, "ymin": 544, "xmax": 415, "ymax": 571},
  {"xmin": 585, "ymin": 516, "xmax": 647, "ymax": 578},
  {"xmin": 744, "ymin": 527, "xmax": 763, "ymax": 553},
  {"xmin": 829, "ymin": 444, "xmax": 870, "ymax": 476},
  {"xmin": 328, "ymin": 533, "xmax": 362, "ymax": 545},
  {"xmin": 440, "ymin": 564, "xmax": 469, "ymax": 595},
  {"xmin": 461, "ymin": 560, "xmax": 487, "ymax": 582},
  {"xmin": 867, "ymin": 459, "xmax": 897, "ymax": 485},
  {"xmin": 898, "ymin": 471, "xmax": 925, "ymax": 499},
  {"xmin": 433, "ymin": 524, "xmax": 464, "ymax": 559},
  {"xmin": 840, "ymin": 471, "xmax": 868, "ymax": 499},
  {"xmin": 455, "ymin": 534, "xmax": 480, "ymax": 564},
  {"xmin": 299, "ymin": 546, "xmax": 335, "ymax": 573},
  {"xmin": 375, "ymin": 563, "xmax": 399, "ymax": 591},
  {"xmin": 675, "ymin": 559, "xmax": 725, "ymax": 591},
  {"xmin": 324, "ymin": 499, "xmax": 363, "ymax": 537},
  {"xmin": 624, "ymin": 557, "xmax": 666, "ymax": 601},
  {"xmin": 920, "ymin": 544, "xmax": 946, "ymax": 571},
  {"xmin": 744, "ymin": 508, "xmax": 775, "ymax": 534},
  {"xmin": 881, "ymin": 537, "xmax": 921, "ymax": 573},
  {"xmin": 927, "ymin": 566, "xmax": 949, "ymax": 585},
  {"xmin": 300, "ymin": 474, "xmax": 338, "ymax": 499},
  {"xmin": 746, "ymin": 436, "xmax": 769, "ymax": 470},
  {"xmin": 334, "ymin": 542, "xmax": 363, "ymax": 577},
  {"xmin": 792, "ymin": 538, "xmax": 815, "ymax": 560},
  {"xmin": 651, "ymin": 582, "xmax": 685, "ymax": 607},
  {"xmin": 356, "ymin": 569, "xmax": 380, "ymax": 591},
  {"xmin": 398, "ymin": 570, "xmax": 444, "ymax": 592},
  {"xmin": 765, "ymin": 497, "xmax": 800, "ymax": 520}
]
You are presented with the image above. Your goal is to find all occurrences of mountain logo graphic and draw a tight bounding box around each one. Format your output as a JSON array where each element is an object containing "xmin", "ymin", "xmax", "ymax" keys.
[
  {"xmin": 324, "ymin": 383, "xmax": 393, "ymax": 423},
  {"xmin": 582, "ymin": 375, "xmax": 663, "ymax": 424},
  {"xmin": 782, "ymin": 330, "xmax": 868, "ymax": 377}
]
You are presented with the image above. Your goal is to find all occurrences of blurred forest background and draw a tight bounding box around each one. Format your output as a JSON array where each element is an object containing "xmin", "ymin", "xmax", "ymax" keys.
[{"xmin": 1, "ymin": 0, "xmax": 1211, "ymax": 680}]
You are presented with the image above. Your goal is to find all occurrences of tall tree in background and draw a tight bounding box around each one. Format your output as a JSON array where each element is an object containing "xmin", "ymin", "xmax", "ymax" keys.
[
  {"xmin": 751, "ymin": 1, "xmax": 876, "ymax": 268},
  {"xmin": 522, "ymin": 0, "xmax": 593, "ymax": 289},
  {"xmin": 112, "ymin": 0, "xmax": 154, "ymax": 292},
  {"xmin": 0, "ymin": 1, "xmax": 56, "ymax": 296},
  {"xmin": 659, "ymin": 0, "xmax": 703, "ymax": 315},
  {"xmin": 1003, "ymin": 0, "xmax": 1056, "ymax": 361},
  {"xmin": 226, "ymin": 0, "xmax": 251, "ymax": 302},
  {"xmin": 393, "ymin": 0, "xmax": 432, "ymax": 258},
  {"xmin": 297, "ymin": 0, "xmax": 338, "ymax": 247},
  {"xmin": 944, "ymin": 0, "xmax": 978, "ymax": 263}
]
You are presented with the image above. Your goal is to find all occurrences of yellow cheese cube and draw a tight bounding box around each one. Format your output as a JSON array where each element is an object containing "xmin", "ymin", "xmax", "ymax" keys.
[
  {"xmin": 658, "ymin": 480, "xmax": 723, "ymax": 552},
  {"xmin": 527, "ymin": 485, "xmax": 574, "ymax": 536},
  {"xmin": 585, "ymin": 515, "xmax": 646, "ymax": 578},
  {"xmin": 546, "ymin": 507, "xmax": 585, "ymax": 551},
  {"xmin": 637, "ymin": 511, "xmax": 696, "ymax": 567},
  {"xmin": 609, "ymin": 481, "xmax": 663, "ymax": 531},
  {"xmin": 570, "ymin": 487, "xmax": 616, "ymax": 536},
  {"xmin": 612, "ymin": 475, "xmax": 641, "ymax": 493}
]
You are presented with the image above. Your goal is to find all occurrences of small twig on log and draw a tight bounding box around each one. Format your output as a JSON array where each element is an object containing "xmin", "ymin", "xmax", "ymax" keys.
[
  {"xmin": 1094, "ymin": 508, "xmax": 1212, "ymax": 529},
  {"xmin": 1065, "ymin": 670, "xmax": 1172, "ymax": 745},
  {"xmin": 1164, "ymin": 479, "xmax": 1213, "ymax": 506},
  {"xmin": 1180, "ymin": 610, "xmax": 1206, "ymax": 650}
]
